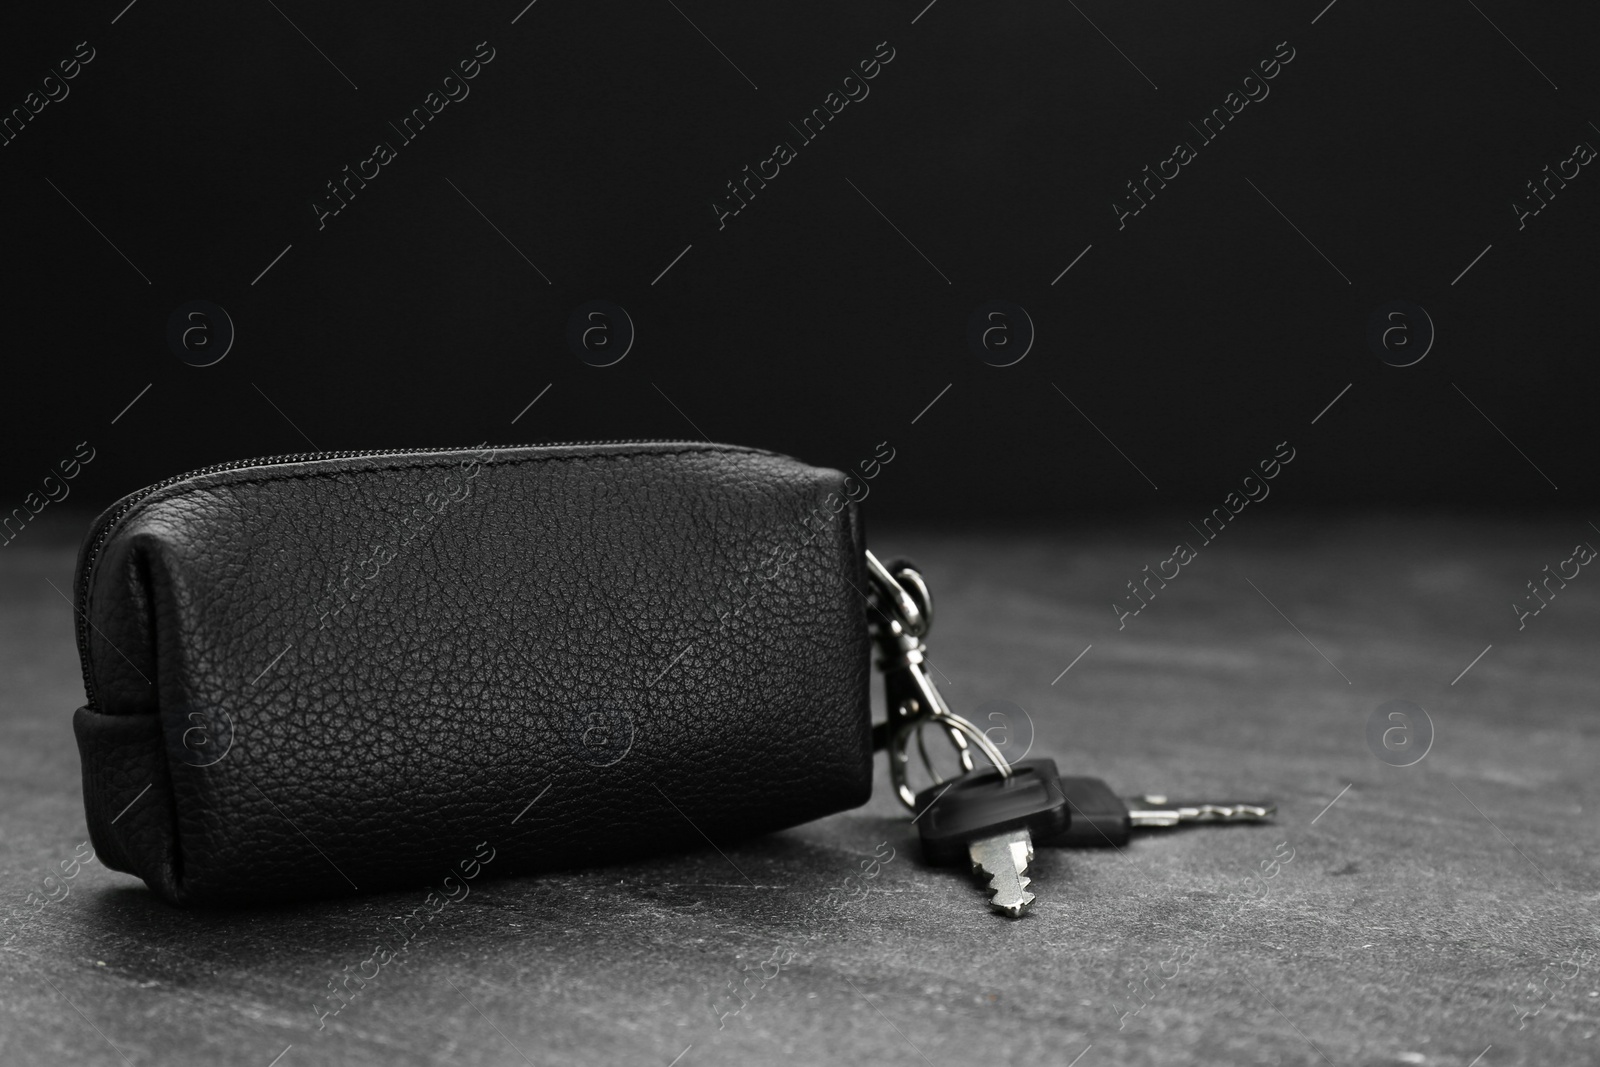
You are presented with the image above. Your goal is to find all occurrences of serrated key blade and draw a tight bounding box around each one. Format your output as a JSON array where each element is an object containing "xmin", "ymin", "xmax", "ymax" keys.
[
  {"xmin": 1124, "ymin": 797, "xmax": 1277, "ymax": 828},
  {"xmin": 968, "ymin": 830, "xmax": 1035, "ymax": 918}
]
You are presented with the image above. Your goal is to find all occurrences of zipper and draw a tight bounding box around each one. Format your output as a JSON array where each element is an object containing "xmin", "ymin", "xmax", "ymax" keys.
[{"xmin": 74, "ymin": 439, "xmax": 720, "ymax": 709}]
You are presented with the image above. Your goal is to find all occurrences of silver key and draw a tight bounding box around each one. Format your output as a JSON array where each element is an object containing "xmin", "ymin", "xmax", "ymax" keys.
[
  {"xmin": 916, "ymin": 760, "xmax": 1067, "ymax": 919},
  {"xmin": 1049, "ymin": 776, "xmax": 1276, "ymax": 848},
  {"xmin": 1124, "ymin": 796, "xmax": 1276, "ymax": 828},
  {"xmin": 968, "ymin": 829, "xmax": 1035, "ymax": 917}
]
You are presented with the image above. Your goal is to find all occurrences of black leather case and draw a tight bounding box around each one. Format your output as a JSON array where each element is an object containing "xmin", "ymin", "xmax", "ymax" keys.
[{"xmin": 71, "ymin": 441, "xmax": 873, "ymax": 905}]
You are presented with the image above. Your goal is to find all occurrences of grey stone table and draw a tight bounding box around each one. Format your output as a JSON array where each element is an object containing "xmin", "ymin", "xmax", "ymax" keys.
[{"xmin": 2, "ymin": 515, "xmax": 1595, "ymax": 1067}]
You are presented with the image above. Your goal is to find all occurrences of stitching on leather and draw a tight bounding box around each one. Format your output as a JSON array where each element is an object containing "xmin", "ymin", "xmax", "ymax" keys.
[{"xmin": 113, "ymin": 445, "xmax": 770, "ymax": 528}]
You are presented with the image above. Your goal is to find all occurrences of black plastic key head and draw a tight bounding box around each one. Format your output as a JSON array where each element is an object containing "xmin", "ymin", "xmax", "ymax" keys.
[
  {"xmin": 1052, "ymin": 776, "xmax": 1133, "ymax": 847},
  {"xmin": 913, "ymin": 759, "xmax": 1067, "ymax": 865}
]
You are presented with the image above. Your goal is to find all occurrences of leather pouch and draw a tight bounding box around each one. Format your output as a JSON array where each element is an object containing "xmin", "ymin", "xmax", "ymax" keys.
[{"xmin": 71, "ymin": 441, "xmax": 873, "ymax": 905}]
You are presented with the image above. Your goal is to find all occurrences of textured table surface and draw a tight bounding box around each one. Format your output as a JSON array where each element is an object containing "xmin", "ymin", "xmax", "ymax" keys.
[{"xmin": 2, "ymin": 516, "xmax": 1596, "ymax": 1067}]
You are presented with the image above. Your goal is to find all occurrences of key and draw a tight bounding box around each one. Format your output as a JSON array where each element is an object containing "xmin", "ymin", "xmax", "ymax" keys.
[
  {"xmin": 967, "ymin": 832, "xmax": 1035, "ymax": 919},
  {"xmin": 913, "ymin": 759, "xmax": 1066, "ymax": 918},
  {"xmin": 1048, "ymin": 775, "xmax": 1275, "ymax": 848}
]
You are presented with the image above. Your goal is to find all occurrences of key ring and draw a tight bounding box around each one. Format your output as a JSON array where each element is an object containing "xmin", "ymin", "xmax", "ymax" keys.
[{"xmin": 866, "ymin": 550, "xmax": 1012, "ymax": 809}]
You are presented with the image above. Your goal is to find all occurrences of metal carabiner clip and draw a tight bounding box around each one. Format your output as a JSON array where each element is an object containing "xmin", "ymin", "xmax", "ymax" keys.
[{"xmin": 865, "ymin": 551, "xmax": 1012, "ymax": 809}]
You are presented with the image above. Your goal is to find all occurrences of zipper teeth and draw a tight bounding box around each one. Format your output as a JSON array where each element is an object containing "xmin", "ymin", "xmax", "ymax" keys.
[{"xmin": 74, "ymin": 439, "xmax": 706, "ymax": 708}]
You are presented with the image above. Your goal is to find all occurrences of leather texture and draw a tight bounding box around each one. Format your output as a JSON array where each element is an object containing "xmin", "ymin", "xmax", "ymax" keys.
[{"xmin": 72, "ymin": 442, "xmax": 873, "ymax": 905}]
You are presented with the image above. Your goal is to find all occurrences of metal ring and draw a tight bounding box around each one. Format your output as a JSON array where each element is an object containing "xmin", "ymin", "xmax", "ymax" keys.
[
  {"xmin": 890, "ymin": 706, "xmax": 1013, "ymax": 808},
  {"xmin": 915, "ymin": 716, "xmax": 974, "ymax": 787}
]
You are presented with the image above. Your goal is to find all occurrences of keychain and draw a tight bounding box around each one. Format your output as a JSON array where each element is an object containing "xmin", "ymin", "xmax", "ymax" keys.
[{"xmin": 866, "ymin": 550, "xmax": 1276, "ymax": 918}]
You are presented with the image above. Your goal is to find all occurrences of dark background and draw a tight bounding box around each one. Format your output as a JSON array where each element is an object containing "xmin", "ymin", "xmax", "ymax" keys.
[
  {"xmin": 5, "ymin": 7, "xmax": 1599, "ymax": 1064},
  {"xmin": 1, "ymin": 0, "xmax": 1594, "ymax": 522}
]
